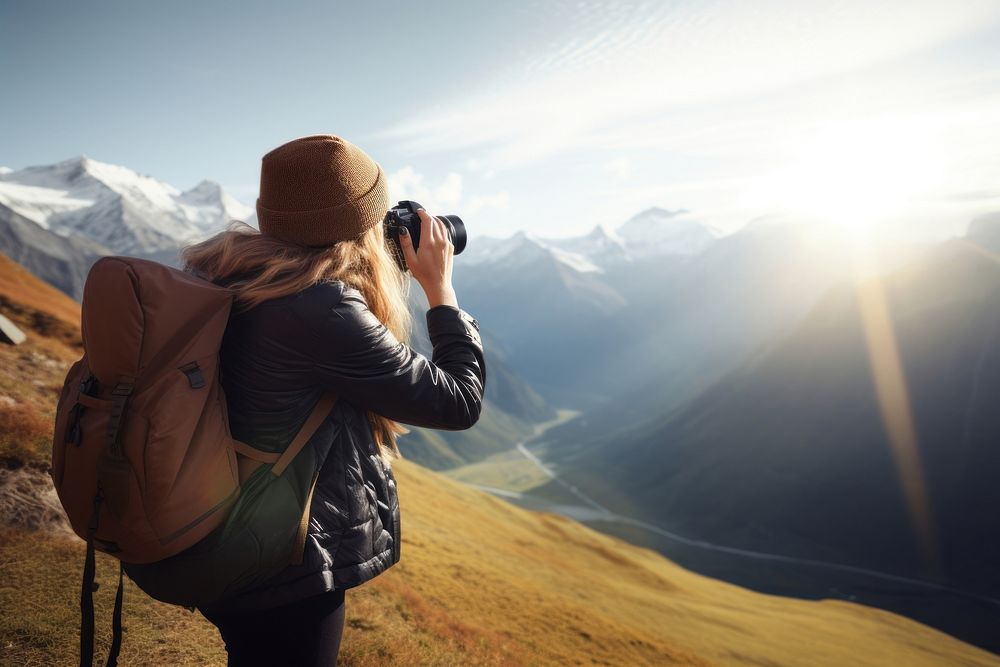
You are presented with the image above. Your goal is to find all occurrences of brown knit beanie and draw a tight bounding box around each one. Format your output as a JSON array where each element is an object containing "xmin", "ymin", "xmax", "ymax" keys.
[{"xmin": 256, "ymin": 134, "xmax": 389, "ymax": 247}]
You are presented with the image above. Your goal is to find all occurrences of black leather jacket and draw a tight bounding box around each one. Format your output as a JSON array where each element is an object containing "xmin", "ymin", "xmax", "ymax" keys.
[{"xmin": 206, "ymin": 279, "xmax": 485, "ymax": 611}]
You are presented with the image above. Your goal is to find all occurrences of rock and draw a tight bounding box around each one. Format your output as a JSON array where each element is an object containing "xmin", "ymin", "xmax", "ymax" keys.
[
  {"xmin": 0, "ymin": 312, "xmax": 26, "ymax": 345},
  {"xmin": 0, "ymin": 466, "xmax": 73, "ymax": 534}
]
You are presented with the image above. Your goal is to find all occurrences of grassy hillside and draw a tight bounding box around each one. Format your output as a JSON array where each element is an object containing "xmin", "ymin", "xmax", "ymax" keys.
[
  {"xmin": 533, "ymin": 241, "xmax": 1000, "ymax": 587},
  {"xmin": 3, "ymin": 253, "xmax": 999, "ymax": 666},
  {"xmin": 522, "ymin": 240, "xmax": 1000, "ymax": 652},
  {"xmin": 0, "ymin": 253, "xmax": 82, "ymax": 327},
  {"xmin": 6, "ymin": 458, "xmax": 1000, "ymax": 666},
  {"xmin": 399, "ymin": 401, "xmax": 539, "ymax": 471},
  {"xmin": 0, "ymin": 254, "xmax": 83, "ymax": 466}
]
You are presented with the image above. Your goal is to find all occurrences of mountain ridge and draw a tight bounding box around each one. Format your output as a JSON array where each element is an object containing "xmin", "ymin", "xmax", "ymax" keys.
[
  {"xmin": 0, "ymin": 155, "xmax": 252, "ymax": 255},
  {"xmin": 522, "ymin": 226, "xmax": 1000, "ymax": 652}
]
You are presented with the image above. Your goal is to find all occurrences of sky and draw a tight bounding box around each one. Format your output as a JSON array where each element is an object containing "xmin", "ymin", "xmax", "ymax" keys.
[{"xmin": 2, "ymin": 0, "xmax": 1000, "ymax": 243}]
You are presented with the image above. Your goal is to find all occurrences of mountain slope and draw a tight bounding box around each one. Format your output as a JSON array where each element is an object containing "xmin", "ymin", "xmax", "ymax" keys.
[
  {"xmin": 0, "ymin": 201, "xmax": 110, "ymax": 301},
  {"xmin": 2, "ymin": 244, "xmax": 999, "ymax": 665},
  {"xmin": 7, "ymin": 458, "xmax": 1000, "ymax": 666},
  {"xmin": 532, "ymin": 235, "xmax": 1000, "ymax": 597},
  {"xmin": 399, "ymin": 293, "xmax": 557, "ymax": 469},
  {"xmin": 0, "ymin": 251, "xmax": 83, "ymax": 329},
  {"xmin": 0, "ymin": 255, "xmax": 88, "ymax": 467},
  {"xmin": 614, "ymin": 206, "xmax": 716, "ymax": 258},
  {"xmin": 393, "ymin": 456, "xmax": 999, "ymax": 667},
  {"xmin": 453, "ymin": 209, "xmax": 722, "ymax": 406},
  {"xmin": 0, "ymin": 156, "xmax": 252, "ymax": 254},
  {"xmin": 453, "ymin": 212, "xmax": 915, "ymax": 413},
  {"xmin": 0, "ymin": 156, "xmax": 254, "ymax": 300},
  {"xmin": 455, "ymin": 237, "xmax": 631, "ymax": 406}
]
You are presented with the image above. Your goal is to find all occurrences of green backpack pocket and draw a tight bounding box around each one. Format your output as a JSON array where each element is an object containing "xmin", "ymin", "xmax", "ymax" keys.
[{"xmin": 124, "ymin": 457, "xmax": 318, "ymax": 608}]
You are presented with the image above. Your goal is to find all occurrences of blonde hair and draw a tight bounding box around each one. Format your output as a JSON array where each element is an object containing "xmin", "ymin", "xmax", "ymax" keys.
[{"xmin": 180, "ymin": 219, "xmax": 412, "ymax": 467}]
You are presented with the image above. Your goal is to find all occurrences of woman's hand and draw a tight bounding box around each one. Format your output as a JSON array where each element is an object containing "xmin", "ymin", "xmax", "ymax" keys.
[{"xmin": 398, "ymin": 208, "xmax": 458, "ymax": 309}]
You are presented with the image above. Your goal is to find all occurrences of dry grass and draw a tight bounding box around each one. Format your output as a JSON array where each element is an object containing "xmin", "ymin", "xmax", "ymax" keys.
[
  {"xmin": 0, "ymin": 255, "xmax": 83, "ymax": 465},
  {"xmin": 3, "ymin": 460, "xmax": 1000, "ymax": 666},
  {"xmin": 0, "ymin": 338, "xmax": 75, "ymax": 463},
  {"xmin": 0, "ymin": 254, "xmax": 82, "ymax": 329},
  {"xmin": 0, "ymin": 401, "xmax": 55, "ymax": 465},
  {"xmin": 442, "ymin": 448, "xmax": 553, "ymax": 492},
  {"xmin": 2, "ymin": 254, "xmax": 999, "ymax": 666},
  {"xmin": 0, "ymin": 527, "xmax": 227, "ymax": 667}
]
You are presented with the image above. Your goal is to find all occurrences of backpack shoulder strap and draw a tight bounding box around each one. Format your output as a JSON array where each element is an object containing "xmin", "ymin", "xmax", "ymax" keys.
[{"xmin": 272, "ymin": 392, "xmax": 339, "ymax": 476}]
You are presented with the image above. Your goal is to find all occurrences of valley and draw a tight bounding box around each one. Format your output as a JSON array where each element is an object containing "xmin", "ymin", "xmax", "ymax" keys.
[
  {"xmin": 446, "ymin": 429, "xmax": 1000, "ymax": 655},
  {"xmin": 5, "ymin": 308, "xmax": 991, "ymax": 666}
]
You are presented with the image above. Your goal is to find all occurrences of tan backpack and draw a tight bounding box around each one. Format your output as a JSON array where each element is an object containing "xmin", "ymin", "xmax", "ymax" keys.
[{"xmin": 52, "ymin": 255, "xmax": 338, "ymax": 666}]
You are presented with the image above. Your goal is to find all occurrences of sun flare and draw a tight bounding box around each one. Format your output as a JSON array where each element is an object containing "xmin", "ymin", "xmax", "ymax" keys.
[{"xmin": 740, "ymin": 116, "xmax": 948, "ymax": 242}]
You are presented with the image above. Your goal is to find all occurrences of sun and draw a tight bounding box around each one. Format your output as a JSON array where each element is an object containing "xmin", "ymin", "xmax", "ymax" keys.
[{"xmin": 739, "ymin": 115, "xmax": 947, "ymax": 242}]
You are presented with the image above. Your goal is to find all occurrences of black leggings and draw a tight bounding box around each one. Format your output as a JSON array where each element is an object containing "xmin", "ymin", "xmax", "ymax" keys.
[{"xmin": 200, "ymin": 588, "xmax": 346, "ymax": 667}]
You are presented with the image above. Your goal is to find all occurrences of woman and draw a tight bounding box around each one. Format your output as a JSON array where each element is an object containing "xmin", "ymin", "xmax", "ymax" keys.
[{"xmin": 178, "ymin": 134, "xmax": 486, "ymax": 666}]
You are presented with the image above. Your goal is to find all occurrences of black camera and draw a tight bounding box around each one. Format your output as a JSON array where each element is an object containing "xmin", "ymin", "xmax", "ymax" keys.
[{"xmin": 383, "ymin": 200, "xmax": 467, "ymax": 273}]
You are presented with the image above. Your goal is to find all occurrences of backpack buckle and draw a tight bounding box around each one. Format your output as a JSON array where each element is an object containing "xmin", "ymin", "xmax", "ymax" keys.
[
  {"xmin": 106, "ymin": 381, "xmax": 134, "ymax": 458},
  {"xmin": 179, "ymin": 361, "xmax": 206, "ymax": 389},
  {"xmin": 67, "ymin": 372, "xmax": 99, "ymax": 447}
]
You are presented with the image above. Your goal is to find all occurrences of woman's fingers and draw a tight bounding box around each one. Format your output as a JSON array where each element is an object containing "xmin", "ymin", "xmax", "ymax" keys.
[
  {"xmin": 417, "ymin": 208, "xmax": 436, "ymax": 245},
  {"xmin": 431, "ymin": 216, "xmax": 440, "ymax": 244},
  {"xmin": 432, "ymin": 213, "xmax": 444, "ymax": 245},
  {"xmin": 427, "ymin": 211, "xmax": 452, "ymax": 248},
  {"xmin": 437, "ymin": 215, "xmax": 452, "ymax": 247},
  {"xmin": 398, "ymin": 223, "xmax": 417, "ymax": 269},
  {"xmin": 419, "ymin": 207, "xmax": 454, "ymax": 247}
]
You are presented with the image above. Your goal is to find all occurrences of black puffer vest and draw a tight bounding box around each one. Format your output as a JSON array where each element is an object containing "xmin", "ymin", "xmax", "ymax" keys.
[{"xmin": 200, "ymin": 278, "xmax": 485, "ymax": 611}]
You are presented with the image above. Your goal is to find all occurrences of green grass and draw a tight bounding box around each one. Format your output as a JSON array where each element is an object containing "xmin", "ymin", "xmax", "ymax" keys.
[
  {"xmin": 441, "ymin": 407, "xmax": 582, "ymax": 493},
  {"xmin": 441, "ymin": 447, "xmax": 551, "ymax": 491}
]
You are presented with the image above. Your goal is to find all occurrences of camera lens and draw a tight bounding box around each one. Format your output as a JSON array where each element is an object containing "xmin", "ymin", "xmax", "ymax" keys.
[{"xmin": 438, "ymin": 215, "xmax": 467, "ymax": 254}]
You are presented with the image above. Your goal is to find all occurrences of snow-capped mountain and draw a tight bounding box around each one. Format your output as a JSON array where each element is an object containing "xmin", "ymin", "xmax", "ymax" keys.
[
  {"xmin": 540, "ymin": 224, "xmax": 631, "ymax": 271},
  {"xmin": 457, "ymin": 207, "xmax": 716, "ymax": 274},
  {"xmin": 614, "ymin": 207, "xmax": 717, "ymax": 258},
  {"xmin": 0, "ymin": 156, "xmax": 252, "ymax": 255},
  {"xmin": 458, "ymin": 229, "xmax": 613, "ymax": 273}
]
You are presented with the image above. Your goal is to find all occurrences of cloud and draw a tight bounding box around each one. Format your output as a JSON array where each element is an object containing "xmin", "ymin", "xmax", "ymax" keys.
[
  {"xmin": 386, "ymin": 166, "xmax": 508, "ymax": 217},
  {"xmin": 373, "ymin": 0, "xmax": 1000, "ymax": 170},
  {"xmin": 466, "ymin": 191, "xmax": 510, "ymax": 216},
  {"xmin": 387, "ymin": 166, "xmax": 462, "ymax": 210}
]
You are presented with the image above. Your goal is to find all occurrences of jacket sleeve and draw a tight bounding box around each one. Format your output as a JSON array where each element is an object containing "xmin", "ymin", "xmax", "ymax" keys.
[{"xmin": 299, "ymin": 285, "xmax": 486, "ymax": 430}]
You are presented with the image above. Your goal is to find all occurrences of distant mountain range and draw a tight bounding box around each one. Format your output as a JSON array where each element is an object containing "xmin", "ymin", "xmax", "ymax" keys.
[
  {"xmin": 453, "ymin": 208, "xmax": 926, "ymax": 413},
  {"xmin": 0, "ymin": 156, "xmax": 251, "ymax": 298},
  {"xmin": 458, "ymin": 206, "xmax": 716, "ymax": 272},
  {"xmin": 0, "ymin": 156, "xmax": 555, "ymax": 469},
  {"xmin": 530, "ymin": 218, "xmax": 1000, "ymax": 602},
  {"xmin": 0, "ymin": 155, "xmax": 252, "ymax": 255}
]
